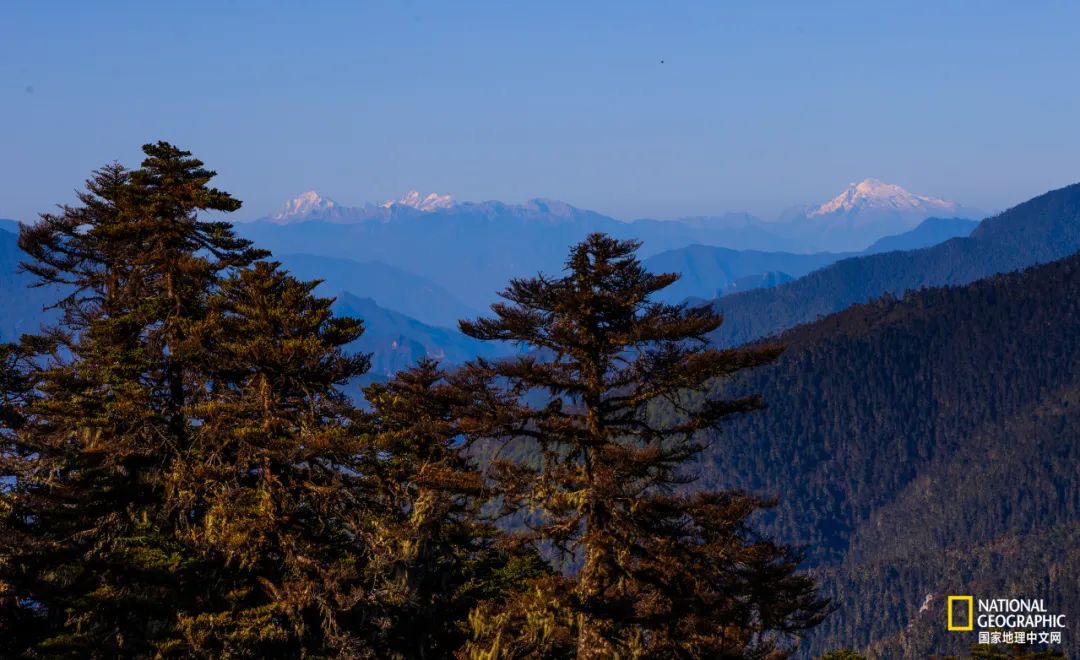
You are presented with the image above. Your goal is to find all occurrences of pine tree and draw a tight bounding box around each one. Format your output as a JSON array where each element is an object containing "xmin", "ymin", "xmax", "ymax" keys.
[
  {"xmin": 0, "ymin": 144, "xmax": 267, "ymax": 655},
  {"xmin": 360, "ymin": 359, "xmax": 514, "ymax": 657},
  {"xmin": 0, "ymin": 144, "xmax": 373, "ymax": 656},
  {"xmin": 456, "ymin": 233, "xmax": 830, "ymax": 658},
  {"xmin": 167, "ymin": 260, "xmax": 373, "ymax": 655},
  {"xmin": 0, "ymin": 340, "xmax": 43, "ymax": 654}
]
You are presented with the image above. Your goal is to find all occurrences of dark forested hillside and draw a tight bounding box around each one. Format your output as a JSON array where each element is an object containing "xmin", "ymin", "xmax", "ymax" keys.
[
  {"xmin": 697, "ymin": 249, "xmax": 1080, "ymax": 656},
  {"xmin": 709, "ymin": 183, "xmax": 1080, "ymax": 346}
]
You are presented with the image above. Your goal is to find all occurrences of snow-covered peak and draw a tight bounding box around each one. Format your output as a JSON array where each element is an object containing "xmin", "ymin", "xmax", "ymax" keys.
[
  {"xmin": 809, "ymin": 179, "xmax": 957, "ymax": 218},
  {"xmin": 522, "ymin": 197, "xmax": 575, "ymax": 217},
  {"xmin": 381, "ymin": 190, "xmax": 455, "ymax": 212},
  {"xmin": 271, "ymin": 191, "xmax": 338, "ymax": 222}
]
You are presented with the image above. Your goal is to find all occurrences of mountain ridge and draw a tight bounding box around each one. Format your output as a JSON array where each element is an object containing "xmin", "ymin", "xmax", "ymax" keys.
[
  {"xmin": 0, "ymin": 225, "xmax": 496, "ymax": 383},
  {"xmin": 274, "ymin": 253, "xmax": 478, "ymax": 328},
  {"xmin": 707, "ymin": 182, "xmax": 1080, "ymax": 347},
  {"xmin": 330, "ymin": 291, "xmax": 510, "ymax": 383},
  {"xmin": 643, "ymin": 215, "xmax": 979, "ymax": 303}
]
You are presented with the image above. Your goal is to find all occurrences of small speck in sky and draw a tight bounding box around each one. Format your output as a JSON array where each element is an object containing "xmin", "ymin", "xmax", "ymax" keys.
[{"xmin": 25, "ymin": 85, "xmax": 34, "ymax": 94}]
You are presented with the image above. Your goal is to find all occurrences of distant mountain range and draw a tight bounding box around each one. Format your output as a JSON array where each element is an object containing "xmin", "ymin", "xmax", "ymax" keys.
[
  {"xmin": 0, "ymin": 195, "xmax": 991, "ymax": 395},
  {"xmin": 267, "ymin": 190, "xmax": 456, "ymax": 224},
  {"xmin": 0, "ymin": 224, "xmax": 496, "ymax": 384},
  {"xmin": 0, "ymin": 226, "xmax": 59, "ymax": 341},
  {"xmin": 237, "ymin": 202, "xmax": 793, "ymax": 311},
  {"xmin": 0, "ymin": 186, "xmax": 986, "ymax": 396},
  {"xmin": 238, "ymin": 180, "xmax": 978, "ymax": 312},
  {"xmin": 330, "ymin": 292, "xmax": 509, "ymax": 384},
  {"xmin": 642, "ymin": 216, "xmax": 979, "ymax": 303},
  {"xmin": 2, "ymin": 177, "xmax": 994, "ymax": 370},
  {"xmin": 261, "ymin": 179, "xmax": 973, "ymax": 232},
  {"xmin": 274, "ymin": 253, "xmax": 478, "ymax": 328},
  {"xmin": 861, "ymin": 216, "xmax": 979, "ymax": 253},
  {"xmin": 0, "ymin": 176, "xmax": 1047, "ymax": 394},
  {"xmin": 707, "ymin": 182, "xmax": 1080, "ymax": 347}
]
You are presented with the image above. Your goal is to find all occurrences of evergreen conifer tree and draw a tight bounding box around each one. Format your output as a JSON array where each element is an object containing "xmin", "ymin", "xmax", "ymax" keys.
[
  {"xmin": 0, "ymin": 145, "xmax": 383, "ymax": 656},
  {"xmin": 361, "ymin": 359, "xmax": 511, "ymax": 657},
  {"xmin": 168, "ymin": 260, "xmax": 372, "ymax": 655},
  {"xmin": 457, "ymin": 233, "xmax": 830, "ymax": 658},
  {"xmin": 0, "ymin": 146, "xmax": 265, "ymax": 654}
]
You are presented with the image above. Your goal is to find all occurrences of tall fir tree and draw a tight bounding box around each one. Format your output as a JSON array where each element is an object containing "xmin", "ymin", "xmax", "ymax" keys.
[
  {"xmin": 168, "ymin": 260, "xmax": 373, "ymax": 655},
  {"xmin": 456, "ymin": 233, "xmax": 830, "ymax": 658},
  {"xmin": 361, "ymin": 359, "xmax": 512, "ymax": 657},
  {"xmin": 0, "ymin": 146, "xmax": 265, "ymax": 655},
  {"xmin": 0, "ymin": 144, "xmax": 394, "ymax": 656},
  {"xmin": 0, "ymin": 340, "xmax": 42, "ymax": 654}
]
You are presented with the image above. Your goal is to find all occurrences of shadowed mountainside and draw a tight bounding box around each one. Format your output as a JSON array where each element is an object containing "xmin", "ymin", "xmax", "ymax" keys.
[{"xmin": 697, "ymin": 250, "xmax": 1080, "ymax": 657}]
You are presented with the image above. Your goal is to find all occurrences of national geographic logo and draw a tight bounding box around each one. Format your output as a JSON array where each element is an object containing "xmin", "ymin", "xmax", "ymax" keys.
[
  {"xmin": 948, "ymin": 595, "xmax": 1066, "ymax": 646},
  {"xmin": 948, "ymin": 596, "xmax": 973, "ymax": 632}
]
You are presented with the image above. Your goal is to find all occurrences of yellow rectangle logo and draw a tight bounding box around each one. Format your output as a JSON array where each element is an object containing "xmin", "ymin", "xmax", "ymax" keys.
[{"xmin": 948, "ymin": 595, "xmax": 974, "ymax": 631}]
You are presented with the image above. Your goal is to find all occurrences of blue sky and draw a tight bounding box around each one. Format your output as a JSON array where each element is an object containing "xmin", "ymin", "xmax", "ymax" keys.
[{"xmin": 2, "ymin": 1, "xmax": 1079, "ymax": 222}]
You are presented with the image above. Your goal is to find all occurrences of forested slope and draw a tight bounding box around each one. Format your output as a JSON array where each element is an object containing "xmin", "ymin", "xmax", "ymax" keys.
[{"xmin": 699, "ymin": 249, "xmax": 1080, "ymax": 656}]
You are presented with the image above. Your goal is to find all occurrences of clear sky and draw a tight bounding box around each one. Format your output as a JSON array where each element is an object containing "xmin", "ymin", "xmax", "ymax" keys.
[{"xmin": 2, "ymin": 1, "xmax": 1079, "ymax": 222}]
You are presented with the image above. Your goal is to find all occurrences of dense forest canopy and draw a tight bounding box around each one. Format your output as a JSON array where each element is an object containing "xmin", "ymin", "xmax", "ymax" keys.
[{"xmin": 701, "ymin": 251, "xmax": 1080, "ymax": 657}]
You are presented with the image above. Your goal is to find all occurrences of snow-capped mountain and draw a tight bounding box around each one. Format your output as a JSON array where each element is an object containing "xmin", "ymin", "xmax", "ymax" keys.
[
  {"xmin": 381, "ymin": 190, "xmax": 454, "ymax": 212},
  {"xmin": 271, "ymin": 191, "xmax": 339, "ymax": 223},
  {"xmin": 806, "ymin": 179, "xmax": 965, "ymax": 228},
  {"xmin": 266, "ymin": 190, "xmax": 457, "ymax": 224},
  {"xmin": 771, "ymin": 179, "xmax": 983, "ymax": 250}
]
